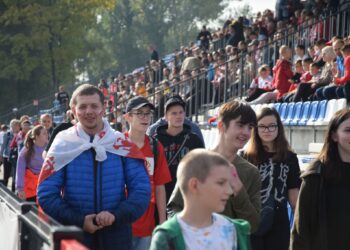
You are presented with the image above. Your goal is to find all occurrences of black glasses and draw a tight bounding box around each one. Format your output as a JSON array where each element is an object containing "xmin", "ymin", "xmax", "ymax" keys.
[
  {"xmin": 130, "ymin": 111, "xmax": 153, "ymax": 119},
  {"xmin": 257, "ymin": 124, "xmax": 278, "ymax": 132}
]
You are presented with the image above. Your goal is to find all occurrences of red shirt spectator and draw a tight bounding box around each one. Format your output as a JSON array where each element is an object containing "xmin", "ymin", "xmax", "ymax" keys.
[{"xmin": 272, "ymin": 59, "xmax": 294, "ymax": 98}]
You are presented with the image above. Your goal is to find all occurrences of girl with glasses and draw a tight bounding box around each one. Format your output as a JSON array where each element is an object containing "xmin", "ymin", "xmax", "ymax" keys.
[{"xmin": 242, "ymin": 107, "xmax": 301, "ymax": 250}]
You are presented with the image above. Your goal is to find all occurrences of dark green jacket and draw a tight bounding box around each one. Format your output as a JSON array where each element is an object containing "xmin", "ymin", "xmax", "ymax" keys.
[
  {"xmin": 168, "ymin": 155, "xmax": 261, "ymax": 233},
  {"xmin": 150, "ymin": 215, "xmax": 251, "ymax": 250}
]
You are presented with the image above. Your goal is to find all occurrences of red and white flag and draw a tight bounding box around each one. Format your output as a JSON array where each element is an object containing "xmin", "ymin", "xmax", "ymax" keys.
[{"xmin": 38, "ymin": 119, "xmax": 145, "ymax": 184}]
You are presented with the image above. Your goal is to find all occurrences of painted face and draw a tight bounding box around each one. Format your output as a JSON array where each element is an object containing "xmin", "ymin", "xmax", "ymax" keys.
[
  {"xmin": 221, "ymin": 117, "xmax": 254, "ymax": 151},
  {"xmin": 127, "ymin": 106, "xmax": 153, "ymax": 133},
  {"xmin": 197, "ymin": 165, "xmax": 233, "ymax": 213},
  {"xmin": 72, "ymin": 93, "xmax": 105, "ymax": 134},
  {"xmin": 332, "ymin": 117, "xmax": 350, "ymax": 161},
  {"xmin": 257, "ymin": 115, "xmax": 279, "ymax": 146},
  {"xmin": 35, "ymin": 128, "xmax": 48, "ymax": 146},
  {"xmin": 165, "ymin": 105, "xmax": 185, "ymax": 129}
]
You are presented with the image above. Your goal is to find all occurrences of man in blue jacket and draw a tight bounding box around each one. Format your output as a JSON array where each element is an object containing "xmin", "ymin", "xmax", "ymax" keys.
[{"xmin": 37, "ymin": 84, "xmax": 151, "ymax": 250}]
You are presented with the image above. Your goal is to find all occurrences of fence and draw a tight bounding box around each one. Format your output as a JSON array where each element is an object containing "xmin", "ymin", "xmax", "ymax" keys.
[{"xmin": 0, "ymin": 183, "xmax": 87, "ymax": 250}]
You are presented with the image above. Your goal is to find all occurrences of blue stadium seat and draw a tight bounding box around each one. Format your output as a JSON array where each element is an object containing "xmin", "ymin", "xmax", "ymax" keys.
[
  {"xmin": 283, "ymin": 102, "xmax": 296, "ymax": 125},
  {"xmin": 297, "ymin": 101, "xmax": 311, "ymax": 126},
  {"xmin": 313, "ymin": 100, "xmax": 328, "ymax": 126},
  {"xmin": 278, "ymin": 103, "xmax": 288, "ymax": 122},
  {"xmin": 273, "ymin": 102, "xmax": 281, "ymax": 113},
  {"xmin": 306, "ymin": 101, "xmax": 320, "ymax": 126},
  {"xmin": 289, "ymin": 102, "xmax": 303, "ymax": 126}
]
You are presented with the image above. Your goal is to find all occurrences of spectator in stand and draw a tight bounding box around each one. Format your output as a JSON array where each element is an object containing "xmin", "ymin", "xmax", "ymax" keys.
[
  {"xmin": 246, "ymin": 64, "xmax": 273, "ymax": 102},
  {"xmin": 98, "ymin": 81, "xmax": 109, "ymax": 99},
  {"xmin": 294, "ymin": 46, "xmax": 335, "ymax": 101},
  {"xmin": 196, "ymin": 25, "xmax": 212, "ymax": 51},
  {"xmin": 285, "ymin": 58, "xmax": 313, "ymax": 101},
  {"xmin": 307, "ymin": 45, "xmax": 317, "ymax": 61},
  {"xmin": 123, "ymin": 97, "xmax": 171, "ymax": 250},
  {"xmin": 333, "ymin": 39, "xmax": 345, "ymax": 77},
  {"xmin": 55, "ymin": 85, "xmax": 70, "ymax": 113},
  {"xmin": 149, "ymin": 45, "xmax": 159, "ymax": 62},
  {"xmin": 283, "ymin": 60, "xmax": 304, "ymax": 102},
  {"xmin": 320, "ymin": 44, "xmax": 350, "ymax": 102},
  {"xmin": 226, "ymin": 21, "xmax": 244, "ymax": 47},
  {"xmin": 293, "ymin": 44, "xmax": 308, "ymax": 63},
  {"xmin": 243, "ymin": 107, "xmax": 300, "ymax": 250},
  {"xmin": 249, "ymin": 45, "xmax": 294, "ymax": 104},
  {"xmin": 16, "ymin": 125, "xmax": 48, "ymax": 201},
  {"xmin": 291, "ymin": 108, "xmax": 350, "ymax": 250},
  {"xmin": 314, "ymin": 39, "xmax": 327, "ymax": 67},
  {"xmin": 40, "ymin": 113, "xmax": 54, "ymax": 138}
]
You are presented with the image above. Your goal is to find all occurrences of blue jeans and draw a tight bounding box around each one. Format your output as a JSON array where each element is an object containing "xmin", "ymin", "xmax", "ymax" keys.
[{"xmin": 132, "ymin": 236, "xmax": 151, "ymax": 250}]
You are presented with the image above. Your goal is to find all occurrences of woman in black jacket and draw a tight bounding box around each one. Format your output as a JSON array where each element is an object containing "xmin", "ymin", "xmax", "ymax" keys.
[{"xmin": 291, "ymin": 108, "xmax": 350, "ymax": 250}]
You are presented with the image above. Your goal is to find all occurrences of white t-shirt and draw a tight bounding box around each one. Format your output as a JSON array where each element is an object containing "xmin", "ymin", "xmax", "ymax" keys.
[
  {"xmin": 177, "ymin": 213, "xmax": 237, "ymax": 250},
  {"xmin": 249, "ymin": 75, "xmax": 273, "ymax": 90}
]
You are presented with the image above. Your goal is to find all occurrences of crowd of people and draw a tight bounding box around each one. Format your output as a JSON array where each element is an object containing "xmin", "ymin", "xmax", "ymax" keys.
[
  {"xmin": 1, "ymin": 83, "xmax": 349, "ymax": 250},
  {"xmin": 1, "ymin": 1, "xmax": 350, "ymax": 250}
]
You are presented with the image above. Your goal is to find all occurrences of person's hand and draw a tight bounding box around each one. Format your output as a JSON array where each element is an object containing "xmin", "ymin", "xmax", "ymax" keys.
[
  {"xmin": 95, "ymin": 211, "xmax": 115, "ymax": 227},
  {"xmin": 311, "ymin": 83, "xmax": 317, "ymax": 89},
  {"xmin": 229, "ymin": 164, "xmax": 243, "ymax": 196},
  {"xmin": 17, "ymin": 190, "xmax": 26, "ymax": 200},
  {"xmin": 83, "ymin": 214, "xmax": 103, "ymax": 234}
]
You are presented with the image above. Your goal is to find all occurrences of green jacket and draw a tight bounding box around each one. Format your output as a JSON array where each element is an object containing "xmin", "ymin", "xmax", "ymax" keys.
[
  {"xmin": 150, "ymin": 215, "xmax": 251, "ymax": 250},
  {"xmin": 168, "ymin": 155, "xmax": 261, "ymax": 233}
]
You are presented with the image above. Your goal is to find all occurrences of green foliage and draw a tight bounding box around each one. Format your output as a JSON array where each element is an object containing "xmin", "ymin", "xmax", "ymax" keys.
[
  {"xmin": 0, "ymin": 0, "xmax": 115, "ymax": 116},
  {"xmin": 0, "ymin": 0, "xmax": 225, "ymax": 118}
]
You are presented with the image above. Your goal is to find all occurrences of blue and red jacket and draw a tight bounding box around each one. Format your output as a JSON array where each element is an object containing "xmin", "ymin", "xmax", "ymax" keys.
[{"xmin": 37, "ymin": 150, "xmax": 151, "ymax": 250}]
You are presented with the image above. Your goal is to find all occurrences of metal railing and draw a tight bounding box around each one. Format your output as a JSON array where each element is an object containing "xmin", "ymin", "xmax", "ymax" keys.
[{"xmin": 0, "ymin": 183, "xmax": 85, "ymax": 250}]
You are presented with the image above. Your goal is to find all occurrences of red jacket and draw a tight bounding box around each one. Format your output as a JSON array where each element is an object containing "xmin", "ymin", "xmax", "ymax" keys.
[
  {"xmin": 272, "ymin": 59, "xmax": 294, "ymax": 98},
  {"xmin": 335, "ymin": 55, "xmax": 350, "ymax": 86}
]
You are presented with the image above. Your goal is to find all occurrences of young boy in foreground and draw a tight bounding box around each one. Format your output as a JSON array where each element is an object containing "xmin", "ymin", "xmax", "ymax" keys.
[{"xmin": 150, "ymin": 149, "xmax": 251, "ymax": 250}]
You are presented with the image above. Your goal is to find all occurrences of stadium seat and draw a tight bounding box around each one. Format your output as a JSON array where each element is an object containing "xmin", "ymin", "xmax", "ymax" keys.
[
  {"xmin": 321, "ymin": 99, "xmax": 337, "ymax": 125},
  {"xmin": 313, "ymin": 100, "xmax": 328, "ymax": 126},
  {"xmin": 278, "ymin": 103, "xmax": 288, "ymax": 122},
  {"xmin": 306, "ymin": 101, "xmax": 320, "ymax": 126},
  {"xmin": 297, "ymin": 101, "xmax": 311, "ymax": 126},
  {"xmin": 283, "ymin": 102, "xmax": 296, "ymax": 125},
  {"xmin": 289, "ymin": 102, "xmax": 303, "ymax": 126},
  {"xmin": 273, "ymin": 102, "xmax": 281, "ymax": 113},
  {"xmin": 336, "ymin": 98, "xmax": 347, "ymax": 110}
]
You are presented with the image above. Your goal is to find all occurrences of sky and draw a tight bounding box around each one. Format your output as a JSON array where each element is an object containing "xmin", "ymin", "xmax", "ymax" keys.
[{"xmin": 207, "ymin": 0, "xmax": 277, "ymax": 28}]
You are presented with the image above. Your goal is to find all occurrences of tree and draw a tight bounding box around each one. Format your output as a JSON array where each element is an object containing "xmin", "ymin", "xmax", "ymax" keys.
[{"xmin": 0, "ymin": 0, "xmax": 115, "ymax": 116}]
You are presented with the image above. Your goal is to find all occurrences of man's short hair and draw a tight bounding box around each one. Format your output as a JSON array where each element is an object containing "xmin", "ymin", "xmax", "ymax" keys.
[
  {"xmin": 302, "ymin": 57, "xmax": 313, "ymax": 64},
  {"xmin": 40, "ymin": 113, "xmax": 52, "ymax": 120},
  {"xmin": 218, "ymin": 100, "xmax": 257, "ymax": 128},
  {"xmin": 177, "ymin": 149, "xmax": 230, "ymax": 195},
  {"xmin": 10, "ymin": 119, "xmax": 20, "ymax": 128},
  {"xmin": 342, "ymin": 44, "xmax": 350, "ymax": 53},
  {"xmin": 70, "ymin": 84, "xmax": 105, "ymax": 107},
  {"xmin": 296, "ymin": 44, "xmax": 305, "ymax": 51}
]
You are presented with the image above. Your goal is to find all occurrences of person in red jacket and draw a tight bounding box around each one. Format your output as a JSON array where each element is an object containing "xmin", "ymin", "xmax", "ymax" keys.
[
  {"xmin": 272, "ymin": 45, "xmax": 294, "ymax": 101},
  {"xmin": 249, "ymin": 46, "xmax": 293, "ymax": 105}
]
